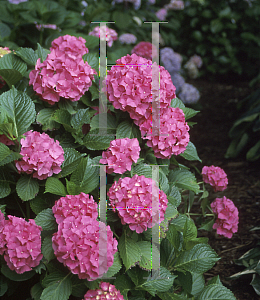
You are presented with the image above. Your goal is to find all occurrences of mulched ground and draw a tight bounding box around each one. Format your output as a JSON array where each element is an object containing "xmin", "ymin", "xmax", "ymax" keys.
[{"xmin": 187, "ymin": 78, "xmax": 260, "ymax": 300}]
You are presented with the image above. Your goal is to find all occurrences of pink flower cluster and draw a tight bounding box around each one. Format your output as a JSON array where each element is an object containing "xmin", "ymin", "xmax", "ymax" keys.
[
  {"xmin": 100, "ymin": 138, "xmax": 140, "ymax": 174},
  {"xmin": 156, "ymin": 8, "xmax": 168, "ymax": 21},
  {"xmin": 83, "ymin": 282, "xmax": 124, "ymax": 300},
  {"xmin": 0, "ymin": 134, "xmax": 15, "ymax": 145},
  {"xmin": 108, "ymin": 174, "xmax": 168, "ymax": 233},
  {"xmin": 15, "ymin": 131, "xmax": 64, "ymax": 180},
  {"xmin": 131, "ymin": 42, "xmax": 158, "ymax": 60},
  {"xmin": 211, "ymin": 196, "xmax": 239, "ymax": 238},
  {"xmin": 140, "ymin": 107, "xmax": 190, "ymax": 159},
  {"xmin": 52, "ymin": 193, "xmax": 98, "ymax": 224},
  {"xmin": 29, "ymin": 35, "xmax": 96, "ymax": 105},
  {"xmin": 89, "ymin": 26, "xmax": 118, "ymax": 47},
  {"xmin": 0, "ymin": 212, "xmax": 43, "ymax": 274},
  {"xmin": 202, "ymin": 165, "xmax": 228, "ymax": 192},
  {"xmin": 36, "ymin": 24, "xmax": 58, "ymax": 31},
  {"xmin": 52, "ymin": 215, "xmax": 118, "ymax": 280}
]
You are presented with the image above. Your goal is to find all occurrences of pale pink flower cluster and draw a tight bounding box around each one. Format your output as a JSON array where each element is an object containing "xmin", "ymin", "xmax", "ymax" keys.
[
  {"xmin": 131, "ymin": 42, "xmax": 158, "ymax": 60},
  {"xmin": 52, "ymin": 193, "xmax": 98, "ymax": 224},
  {"xmin": 211, "ymin": 196, "xmax": 239, "ymax": 238},
  {"xmin": 83, "ymin": 282, "xmax": 124, "ymax": 300},
  {"xmin": 15, "ymin": 131, "xmax": 64, "ymax": 180},
  {"xmin": 100, "ymin": 138, "xmax": 140, "ymax": 174},
  {"xmin": 202, "ymin": 165, "xmax": 228, "ymax": 192},
  {"xmin": 0, "ymin": 134, "xmax": 15, "ymax": 145},
  {"xmin": 36, "ymin": 24, "xmax": 58, "ymax": 31},
  {"xmin": 184, "ymin": 55, "xmax": 203, "ymax": 79},
  {"xmin": 29, "ymin": 35, "xmax": 96, "ymax": 105},
  {"xmin": 139, "ymin": 107, "xmax": 190, "ymax": 159},
  {"xmin": 156, "ymin": 8, "xmax": 168, "ymax": 21},
  {"xmin": 119, "ymin": 33, "xmax": 137, "ymax": 44},
  {"xmin": 0, "ymin": 213, "xmax": 43, "ymax": 274},
  {"xmin": 108, "ymin": 174, "xmax": 168, "ymax": 233},
  {"xmin": 89, "ymin": 26, "xmax": 118, "ymax": 47},
  {"xmin": 166, "ymin": 0, "xmax": 185, "ymax": 10},
  {"xmin": 52, "ymin": 215, "xmax": 118, "ymax": 280}
]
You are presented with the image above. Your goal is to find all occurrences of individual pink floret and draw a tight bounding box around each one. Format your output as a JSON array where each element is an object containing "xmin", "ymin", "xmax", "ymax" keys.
[
  {"xmin": 89, "ymin": 26, "xmax": 118, "ymax": 47},
  {"xmin": 15, "ymin": 131, "xmax": 64, "ymax": 180},
  {"xmin": 100, "ymin": 138, "xmax": 141, "ymax": 174},
  {"xmin": 211, "ymin": 196, "xmax": 239, "ymax": 238},
  {"xmin": 139, "ymin": 107, "xmax": 190, "ymax": 159},
  {"xmin": 0, "ymin": 134, "xmax": 15, "ymax": 145},
  {"xmin": 52, "ymin": 193, "xmax": 98, "ymax": 225},
  {"xmin": 0, "ymin": 211, "xmax": 6, "ymax": 255},
  {"xmin": 52, "ymin": 216, "xmax": 118, "ymax": 281},
  {"xmin": 107, "ymin": 174, "xmax": 168, "ymax": 234},
  {"xmin": 83, "ymin": 282, "xmax": 124, "ymax": 300},
  {"xmin": 131, "ymin": 42, "xmax": 158, "ymax": 60},
  {"xmin": 2, "ymin": 216, "xmax": 43, "ymax": 274},
  {"xmin": 202, "ymin": 165, "xmax": 228, "ymax": 192},
  {"xmin": 104, "ymin": 53, "xmax": 176, "ymax": 126}
]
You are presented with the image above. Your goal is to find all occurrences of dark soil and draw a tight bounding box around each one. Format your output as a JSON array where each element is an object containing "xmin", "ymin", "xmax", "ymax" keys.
[{"xmin": 187, "ymin": 78, "xmax": 260, "ymax": 300}]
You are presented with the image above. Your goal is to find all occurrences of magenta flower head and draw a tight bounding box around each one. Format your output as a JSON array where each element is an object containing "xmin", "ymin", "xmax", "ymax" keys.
[
  {"xmin": 52, "ymin": 216, "xmax": 118, "ymax": 280},
  {"xmin": 15, "ymin": 131, "xmax": 64, "ymax": 180},
  {"xmin": 0, "ymin": 210, "xmax": 6, "ymax": 255},
  {"xmin": 100, "ymin": 138, "xmax": 141, "ymax": 174},
  {"xmin": 1, "ymin": 216, "xmax": 43, "ymax": 274},
  {"xmin": 52, "ymin": 193, "xmax": 98, "ymax": 224},
  {"xmin": 211, "ymin": 196, "xmax": 239, "ymax": 238},
  {"xmin": 131, "ymin": 41, "xmax": 158, "ymax": 60},
  {"xmin": 202, "ymin": 165, "xmax": 228, "ymax": 192},
  {"xmin": 107, "ymin": 174, "xmax": 168, "ymax": 233},
  {"xmin": 83, "ymin": 282, "xmax": 124, "ymax": 300},
  {"xmin": 104, "ymin": 53, "xmax": 176, "ymax": 126},
  {"xmin": 89, "ymin": 26, "xmax": 118, "ymax": 47},
  {"xmin": 139, "ymin": 107, "xmax": 190, "ymax": 159}
]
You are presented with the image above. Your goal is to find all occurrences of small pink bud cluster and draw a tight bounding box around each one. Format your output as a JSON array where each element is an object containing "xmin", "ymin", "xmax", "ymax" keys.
[
  {"xmin": 0, "ymin": 134, "xmax": 15, "ymax": 146},
  {"xmin": 83, "ymin": 282, "xmax": 124, "ymax": 300},
  {"xmin": 15, "ymin": 131, "xmax": 64, "ymax": 180},
  {"xmin": 202, "ymin": 165, "xmax": 228, "ymax": 192},
  {"xmin": 131, "ymin": 42, "xmax": 158, "ymax": 60},
  {"xmin": 0, "ymin": 212, "xmax": 43, "ymax": 274},
  {"xmin": 211, "ymin": 196, "xmax": 239, "ymax": 238},
  {"xmin": 108, "ymin": 174, "xmax": 168, "ymax": 233},
  {"xmin": 52, "ymin": 193, "xmax": 118, "ymax": 280},
  {"xmin": 100, "ymin": 138, "xmax": 141, "ymax": 174},
  {"xmin": 89, "ymin": 26, "xmax": 118, "ymax": 47},
  {"xmin": 29, "ymin": 35, "xmax": 97, "ymax": 105}
]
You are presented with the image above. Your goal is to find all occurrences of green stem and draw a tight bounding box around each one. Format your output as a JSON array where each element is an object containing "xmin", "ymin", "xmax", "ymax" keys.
[
  {"xmin": 187, "ymin": 213, "xmax": 215, "ymax": 217},
  {"xmin": 16, "ymin": 198, "xmax": 26, "ymax": 220}
]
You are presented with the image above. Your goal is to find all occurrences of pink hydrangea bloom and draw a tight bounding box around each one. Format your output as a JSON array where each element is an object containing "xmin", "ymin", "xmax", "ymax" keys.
[
  {"xmin": 89, "ymin": 26, "xmax": 118, "ymax": 47},
  {"xmin": 100, "ymin": 138, "xmax": 140, "ymax": 174},
  {"xmin": 0, "ymin": 134, "xmax": 15, "ymax": 145},
  {"xmin": 50, "ymin": 35, "xmax": 88, "ymax": 59},
  {"xmin": 156, "ymin": 8, "xmax": 168, "ymax": 21},
  {"xmin": 202, "ymin": 165, "xmax": 228, "ymax": 192},
  {"xmin": 36, "ymin": 24, "xmax": 58, "ymax": 31},
  {"xmin": 139, "ymin": 107, "xmax": 190, "ymax": 159},
  {"xmin": 104, "ymin": 54, "xmax": 176, "ymax": 126},
  {"xmin": 2, "ymin": 216, "xmax": 43, "ymax": 274},
  {"xmin": 107, "ymin": 174, "xmax": 168, "ymax": 233},
  {"xmin": 52, "ymin": 193, "xmax": 98, "ymax": 224},
  {"xmin": 131, "ymin": 42, "xmax": 158, "ymax": 60},
  {"xmin": 211, "ymin": 196, "xmax": 239, "ymax": 238},
  {"xmin": 52, "ymin": 216, "xmax": 118, "ymax": 280},
  {"xmin": 0, "ymin": 211, "xmax": 6, "ymax": 255},
  {"xmin": 0, "ymin": 47, "xmax": 11, "ymax": 58},
  {"xmin": 15, "ymin": 130, "xmax": 64, "ymax": 180},
  {"xmin": 83, "ymin": 282, "xmax": 124, "ymax": 300}
]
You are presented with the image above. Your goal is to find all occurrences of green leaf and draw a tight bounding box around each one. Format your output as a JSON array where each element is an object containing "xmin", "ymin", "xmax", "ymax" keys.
[
  {"xmin": 35, "ymin": 208, "xmax": 57, "ymax": 231},
  {"xmin": 113, "ymin": 11, "xmax": 132, "ymax": 29},
  {"xmin": 141, "ymin": 267, "xmax": 176, "ymax": 296},
  {"xmin": 42, "ymin": 271, "xmax": 67, "ymax": 288},
  {"xmin": 207, "ymin": 275, "xmax": 222, "ymax": 285},
  {"xmin": 157, "ymin": 292, "xmax": 187, "ymax": 300},
  {"xmin": 118, "ymin": 231, "xmax": 142, "ymax": 270},
  {"xmin": 180, "ymin": 142, "xmax": 201, "ymax": 162},
  {"xmin": 138, "ymin": 241, "xmax": 160, "ymax": 271},
  {"xmin": 191, "ymin": 273, "xmax": 205, "ymax": 297},
  {"xmin": 31, "ymin": 283, "xmax": 44, "ymax": 300},
  {"xmin": 246, "ymin": 140, "xmax": 260, "ymax": 161},
  {"xmin": 40, "ymin": 275, "xmax": 72, "ymax": 300},
  {"xmin": 70, "ymin": 108, "xmax": 91, "ymax": 132},
  {"xmin": 89, "ymin": 83, "xmax": 99, "ymax": 100},
  {"xmin": 159, "ymin": 170, "xmax": 169, "ymax": 194},
  {"xmin": 0, "ymin": 53, "xmax": 26, "ymax": 75},
  {"xmin": 114, "ymin": 274, "xmax": 134, "ymax": 299},
  {"xmin": 171, "ymin": 98, "xmax": 185, "ymax": 109},
  {"xmin": 90, "ymin": 113, "xmax": 117, "ymax": 132},
  {"xmin": 103, "ymin": 252, "xmax": 122, "ymax": 278},
  {"xmin": 0, "ymin": 142, "xmax": 11, "ymax": 163},
  {"xmin": 36, "ymin": 43, "xmax": 49, "ymax": 63},
  {"xmin": 71, "ymin": 276, "xmax": 86, "ymax": 298},
  {"xmin": 182, "ymin": 107, "xmax": 199, "ymax": 120},
  {"xmin": 199, "ymin": 218, "xmax": 215, "ymax": 231},
  {"xmin": 0, "ymin": 22, "xmax": 11, "ymax": 39},
  {"xmin": 133, "ymin": 164, "xmax": 152, "ymax": 178},
  {"xmin": 85, "ymin": 35, "xmax": 99, "ymax": 49},
  {"xmin": 183, "ymin": 218, "xmax": 197, "ymax": 243},
  {"xmin": 0, "ymin": 275, "xmax": 8, "ymax": 297},
  {"xmin": 0, "ymin": 69, "xmax": 23, "ymax": 89},
  {"xmin": 0, "ymin": 151, "xmax": 21, "ymax": 167},
  {"xmin": 45, "ymin": 177, "xmax": 67, "ymax": 196},
  {"xmin": 82, "ymin": 52, "xmax": 99, "ymax": 72},
  {"xmin": 42, "ymin": 235, "xmax": 55, "ymax": 262},
  {"xmin": 83, "ymin": 132, "xmax": 114, "ymax": 150},
  {"xmin": 0, "ymin": 87, "xmax": 36, "ymax": 138},
  {"xmin": 167, "ymin": 185, "xmax": 182, "ymax": 207},
  {"xmin": 52, "ymin": 109, "xmax": 72, "ymax": 131},
  {"xmin": 30, "ymin": 196, "xmax": 52, "ymax": 215},
  {"xmin": 168, "ymin": 169, "xmax": 200, "ymax": 194},
  {"xmin": 36, "ymin": 108, "xmax": 60, "ymax": 131},
  {"xmin": 1, "ymin": 264, "xmax": 35, "ymax": 281},
  {"xmin": 174, "ymin": 244, "xmax": 219, "ymax": 274},
  {"xmin": 60, "ymin": 148, "xmax": 86, "ymax": 178},
  {"xmin": 16, "ymin": 176, "xmax": 39, "ymax": 201},
  {"xmin": 15, "ymin": 47, "xmax": 38, "ymax": 66},
  {"xmin": 127, "ymin": 267, "xmax": 148, "ymax": 286},
  {"xmin": 197, "ymin": 283, "xmax": 236, "ymax": 300},
  {"xmin": 251, "ymin": 274, "xmax": 260, "ymax": 296},
  {"xmin": 116, "ymin": 120, "xmax": 141, "ymax": 143},
  {"xmin": 0, "ymin": 181, "xmax": 11, "ymax": 199}
]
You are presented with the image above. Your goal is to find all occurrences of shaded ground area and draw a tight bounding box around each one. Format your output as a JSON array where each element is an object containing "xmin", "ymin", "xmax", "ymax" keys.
[{"xmin": 188, "ymin": 78, "xmax": 260, "ymax": 300}]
